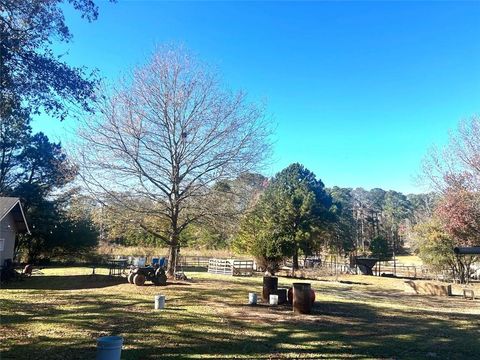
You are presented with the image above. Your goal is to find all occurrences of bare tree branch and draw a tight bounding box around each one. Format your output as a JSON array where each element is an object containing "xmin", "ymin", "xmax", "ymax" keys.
[{"xmin": 75, "ymin": 46, "xmax": 272, "ymax": 276}]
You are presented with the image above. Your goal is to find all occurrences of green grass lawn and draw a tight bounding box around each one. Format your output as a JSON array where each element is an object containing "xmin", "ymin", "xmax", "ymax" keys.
[{"xmin": 1, "ymin": 267, "xmax": 479, "ymax": 359}]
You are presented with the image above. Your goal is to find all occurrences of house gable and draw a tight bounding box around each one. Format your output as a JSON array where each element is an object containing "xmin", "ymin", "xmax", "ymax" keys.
[
  {"xmin": 0, "ymin": 197, "xmax": 30, "ymax": 234},
  {"xmin": 0, "ymin": 213, "xmax": 18, "ymax": 265}
]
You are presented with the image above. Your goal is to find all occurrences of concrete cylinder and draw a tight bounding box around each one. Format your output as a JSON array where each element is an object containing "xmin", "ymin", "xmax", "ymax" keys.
[
  {"xmin": 155, "ymin": 295, "xmax": 165, "ymax": 310},
  {"xmin": 262, "ymin": 276, "xmax": 278, "ymax": 302},
  {"xmin": 96, "ymin": 336, "xmax": 123, "ymax": 360},
  {"xmin": 248, "ymin": 292, "xmax": 257, "ymax": 305},
  {"xmin": 292, "ymin": 282, "xmax": 312, "ymax": 314},
  {"xmin": 269, "ymin": 294, "xmax": 279, "ymax": 305}
]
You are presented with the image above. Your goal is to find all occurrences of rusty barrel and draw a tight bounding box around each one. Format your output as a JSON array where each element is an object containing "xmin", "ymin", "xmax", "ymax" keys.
[
  {"xmin": 262, "ymin": 276, "xmax": 278, "ymax": 302},
  {"xmin": 292, "ymin": 282, "xmax": 312, "ymax": 314}
]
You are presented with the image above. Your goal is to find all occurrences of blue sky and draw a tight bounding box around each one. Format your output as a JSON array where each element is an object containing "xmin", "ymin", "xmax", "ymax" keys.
[{"xmin": 33, "ymin": 1, "xmax": 480, "ymax": 194}]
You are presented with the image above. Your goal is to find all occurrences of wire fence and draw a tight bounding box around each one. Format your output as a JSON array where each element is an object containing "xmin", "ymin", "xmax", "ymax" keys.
[
  {"xmin": 311, "ymin": 259, "xmax": 455, "ymax": 280},
  {"xmin": 104, "ymin": 254, "xmax": 461, "ymax": 281}
]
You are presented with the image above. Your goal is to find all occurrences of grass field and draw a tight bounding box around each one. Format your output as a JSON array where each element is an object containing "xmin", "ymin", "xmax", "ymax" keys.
[
  {"xmin": 96, "ymin": 244, "xmax": 236, "ymax": 259},
  {"xmin": 1, "ymin": 267, "xmax": 478, "ymax": 359}
]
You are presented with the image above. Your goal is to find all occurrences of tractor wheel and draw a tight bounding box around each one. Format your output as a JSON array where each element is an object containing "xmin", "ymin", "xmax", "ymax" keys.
[
  {"xmin": 133, "ymin": 274, "xmax": 146, "ymax": 286},
  {"xmin": 155, "ymin": 268, "xmax": 168, "ymax": 286},
  {"xmin": 127, "ymin": 273, "xmax": 135, "ymax": 284}
]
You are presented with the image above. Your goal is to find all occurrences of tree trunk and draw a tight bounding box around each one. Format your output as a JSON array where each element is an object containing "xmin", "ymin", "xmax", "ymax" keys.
[
  {"xmin": 292, "ymin": 247, "xmax": 299, "ymax": 271},
  {"xmin": 459, "ymin": 265, "xmax": 466, "ymax": 284},
  {"xmin": 454, "ymin": 255, "xmax": 471, "ymax": 284},
  {"xmin": 166, "ymin": 232, "xmax": 179, "ymax": 278},
  {"xmin": 166, "ymin": 245, "xmax": 177, "ymax": 278}
]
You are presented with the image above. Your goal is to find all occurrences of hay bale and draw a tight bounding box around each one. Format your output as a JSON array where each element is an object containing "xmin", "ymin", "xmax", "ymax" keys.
[{"xmin": 404, "ymin": 280, "xmax": 452, "ymax": 296}]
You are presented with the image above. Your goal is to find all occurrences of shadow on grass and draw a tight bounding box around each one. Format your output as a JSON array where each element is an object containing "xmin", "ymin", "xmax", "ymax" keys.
[
  {"xmin": 2, "ymin": 273, "xmax": 480, "ymax": 359},
  {"xmin": 1, "ymin": 274, "xmax": 126, "ymax": 290},
  {"xmin": 3, "ymin": 297, "xmax": 479, "ymax": 360},
  {"xmin": 338, "ymin": 280, "xmax": 371, "ymax": 286},
  {"xmin": 181, "ymin": 266, "xmax": 208, "ymax": 272},
  {"xmin": 3, "ymin": 272, "xmax": 197, "ymax": 291}
]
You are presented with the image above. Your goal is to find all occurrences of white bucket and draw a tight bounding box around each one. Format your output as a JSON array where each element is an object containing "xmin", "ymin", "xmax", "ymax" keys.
[
  {"xmin": 96, "ymin": 336, "xmax": 123, "ymax": 360},
  {"xmin": 154, "ymin": 295, "xmax": 165, "ymax": 310},
  {"xmin": 269, "ymin": 294, "xmax": 279, "ymax": 305},
  {"xmin": 248, "ymin": 292, "xmax": 257, "ymax": 305}
]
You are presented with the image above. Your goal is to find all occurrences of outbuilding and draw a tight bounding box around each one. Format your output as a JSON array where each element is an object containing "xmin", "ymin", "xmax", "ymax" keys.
[{"xmin": 0, "ymin": 197, "xmax": 30, "ymax": 267}]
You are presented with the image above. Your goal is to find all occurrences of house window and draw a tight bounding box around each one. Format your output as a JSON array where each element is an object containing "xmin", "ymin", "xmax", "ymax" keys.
[{"xmin": 0, "ymin": 239, "xmax": 4, "ymax": 252}]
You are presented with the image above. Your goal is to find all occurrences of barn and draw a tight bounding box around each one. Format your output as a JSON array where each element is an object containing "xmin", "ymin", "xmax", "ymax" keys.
[{"xmin": 0, "ymin": 197, "xmax": 30, "ymax": 268}]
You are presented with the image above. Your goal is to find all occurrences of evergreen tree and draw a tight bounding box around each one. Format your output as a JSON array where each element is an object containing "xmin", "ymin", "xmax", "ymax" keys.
[
  {"xmin": 235, "ymin": 163, "xmax": 333, "ymax": 272},
  {"xmin": 0, "ymin": 0, "xmax": 107, "ymax": 120}
]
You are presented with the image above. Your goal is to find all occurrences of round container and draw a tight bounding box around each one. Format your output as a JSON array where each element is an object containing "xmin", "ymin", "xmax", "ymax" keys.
[
  {"xmin": 269, "ymin": 294, "xmax": 279, "ymax": 305},
  {"xmin": 96, "ymin": 336, "xmax": 123, "ymax": 360},
  {"xmin": 155, "ymin": 295, "xmax": 165, "ymax": 310},
  {"xmin": 292, "ymin": 282, "xmax": 312, "ymax": 314},
  {"xmin": 248, "ymin": 292, "xmax": 257, "ymax": 305},
  {"xmin": 273, "ymin": 288, "xmax": 287, "ymax": 304},
  {"xmin": 262, "ymin": 276, "xmax": 278, "ymax": 302}
]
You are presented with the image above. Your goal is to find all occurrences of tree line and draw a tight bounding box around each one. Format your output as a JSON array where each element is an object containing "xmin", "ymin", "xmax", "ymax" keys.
[
  {"xmin": 2, "ymin": 1, "xmax": 479, "ymax": 282},
  {"xmin": 1, "ymin": 0, "xmax": 102, "ymax": 263},
  {"xmin": 93, "ymin": 164, "xmax": 435, "ymax": 274}
]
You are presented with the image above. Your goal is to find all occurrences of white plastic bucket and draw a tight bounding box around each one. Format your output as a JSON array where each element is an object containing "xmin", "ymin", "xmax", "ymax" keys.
[
  {"xmin": 155, "ymin": 295, "xmax": 165, "ymax": 310},
  {"xmin": 269, "ymin": 294, "xmax": 279, "ymax": 305},
  {"xmin": 96, "ymin": 336, "xmax": 123, "ymax": 360},
  {"xmin": 248, "ymin": 292, "xmax": 257, "ymax": 305}
]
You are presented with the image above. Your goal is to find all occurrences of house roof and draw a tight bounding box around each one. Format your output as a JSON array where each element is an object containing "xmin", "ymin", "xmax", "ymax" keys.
[{"xmin": 0, "ymin": 197, "xmax": 30, "ymax": 234}]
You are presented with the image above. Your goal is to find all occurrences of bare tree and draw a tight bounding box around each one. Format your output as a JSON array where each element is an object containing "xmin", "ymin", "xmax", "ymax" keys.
[
  {"xmin": 75, "ymin": 47, "xmax": 271, "ymax": 276},
  {"xmin": 422, "ymin": 116, "xmax": 480, "ymax": 193}
]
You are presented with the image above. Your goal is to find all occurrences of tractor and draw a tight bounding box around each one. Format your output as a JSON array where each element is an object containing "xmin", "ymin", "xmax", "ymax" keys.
[{"xmin": 127, "ymin": 264, "xmax": 167, "ymax": 286}]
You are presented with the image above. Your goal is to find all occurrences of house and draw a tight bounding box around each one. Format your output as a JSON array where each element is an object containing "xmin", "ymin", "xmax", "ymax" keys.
[{"xmin": 0, "ymin": 197, "xmax": 30, "ymax": 267}]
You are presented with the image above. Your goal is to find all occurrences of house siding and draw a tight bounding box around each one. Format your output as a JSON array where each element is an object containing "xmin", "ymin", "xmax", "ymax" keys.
[{"xmin": 0, "ymin": 213, "xmax": 17, "ymax": 266}]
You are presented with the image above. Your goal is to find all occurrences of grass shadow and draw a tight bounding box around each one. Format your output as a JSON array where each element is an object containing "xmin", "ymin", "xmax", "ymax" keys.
[
  {"xmin": 1, "ymin": 274, "xmax": 126, "ymax": 290},
  {"xmin": 2, "ymin": 270, "xmax": 480, "ymax": 359}
]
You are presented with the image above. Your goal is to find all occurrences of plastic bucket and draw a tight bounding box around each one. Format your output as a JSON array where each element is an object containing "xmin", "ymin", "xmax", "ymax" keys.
[
  {"xmin": 155, "ymin": 295, "xmax": 165, "ymax": 310},
  {"xmin": 96, "ymin": 336, "xmax": 123, "ymax": 360},
  {"xmin": 269, "ymin": 294, "xmax": 279, "ymax": 305},
  {"xmin": 248, "ymin": 292, "xmax": 257, "ymax": 305}
]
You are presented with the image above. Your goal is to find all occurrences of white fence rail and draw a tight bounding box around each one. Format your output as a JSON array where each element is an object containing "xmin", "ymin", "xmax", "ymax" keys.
[{"xmin": 208, "ymin": 258, "xmax": 254, "ymax": 276}]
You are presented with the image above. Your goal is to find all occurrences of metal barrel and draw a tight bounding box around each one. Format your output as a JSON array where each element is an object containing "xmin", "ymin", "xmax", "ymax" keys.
[
  {"xmin": 292, "ymin": 282, "xmax": 312, "ymax": 314},
  {"xmin": 273, "ymin": 288, "xmax": 287, "ymax": 304},
  {"xmin": 262, "ymin": 276, "xmax": 278, "ymax": 302}
]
